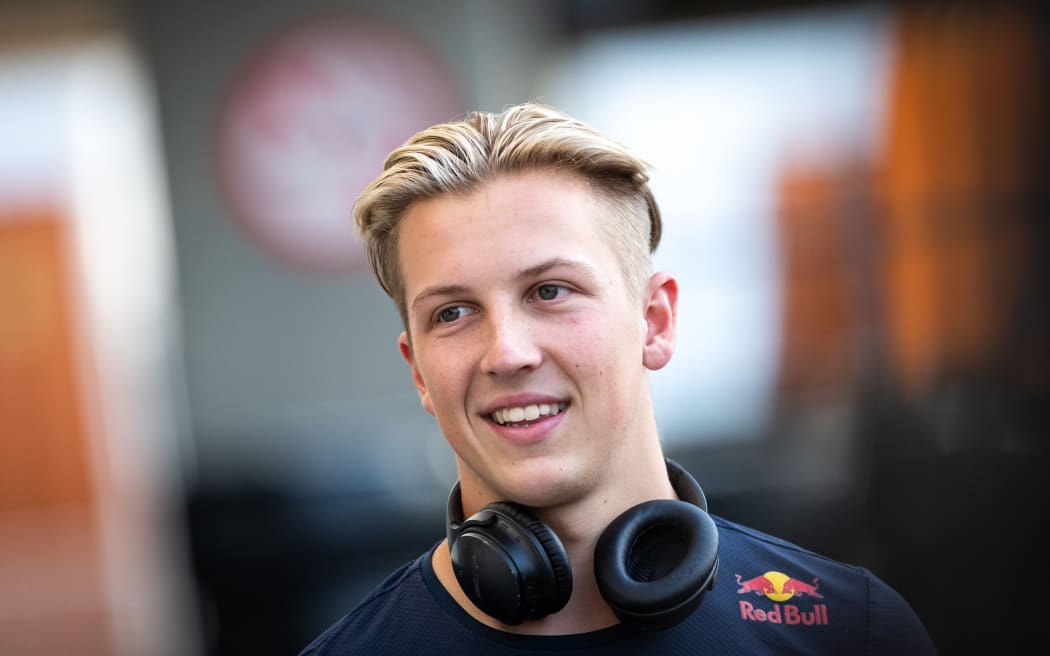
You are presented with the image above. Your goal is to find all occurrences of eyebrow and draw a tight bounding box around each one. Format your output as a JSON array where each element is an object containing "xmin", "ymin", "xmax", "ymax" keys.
[
  {"xmin": 517, "ymin": 257, "xmax": 593, "ymax": 282},
  {"xmin": 410, "ymin": 284, "xmax": 471, "ymax": 313},
  {"xmin": 409, "ymin": 257, "xmax": 596, "ymax": 313}
]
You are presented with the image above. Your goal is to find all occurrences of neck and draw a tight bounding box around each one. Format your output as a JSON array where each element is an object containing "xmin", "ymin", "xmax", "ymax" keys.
[{"xmin": 435, "ymin": 443, "xmax": 675, "ymax": 635}]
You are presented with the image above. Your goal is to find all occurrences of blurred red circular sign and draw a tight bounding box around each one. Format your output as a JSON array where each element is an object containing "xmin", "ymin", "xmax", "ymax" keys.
[{"xmin": 215, "ymin": 15, "xmax": 462, "ymax": 273}]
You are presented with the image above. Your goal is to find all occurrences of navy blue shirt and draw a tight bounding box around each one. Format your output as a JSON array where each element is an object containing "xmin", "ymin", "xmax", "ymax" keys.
[{"xmin": 301, "ymin": 516, "xmax": 937, "ymax": 654}]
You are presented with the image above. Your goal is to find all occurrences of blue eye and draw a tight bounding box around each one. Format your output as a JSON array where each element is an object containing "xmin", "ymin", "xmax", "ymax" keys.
[
  {"xmin": 535, "ymin": 284, "xmax": 566, "ymax": 301},
  {"xmin": 437, "ymin": 306, "xmax": 472, "ymax": 323}
]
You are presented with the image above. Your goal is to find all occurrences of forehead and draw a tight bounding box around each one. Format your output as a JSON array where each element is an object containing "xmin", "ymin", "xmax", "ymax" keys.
[
  {"xmin": 397, "ymin": 171, "xmax": 621, "ymax": 296},
  {"xmin": 400, "ymin": 170, "xmax": 608, "ymax": 255}
]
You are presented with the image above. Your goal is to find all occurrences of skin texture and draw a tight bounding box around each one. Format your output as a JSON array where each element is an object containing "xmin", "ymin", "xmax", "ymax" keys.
[{"xmin": 396, "ymin": 170, "xmax": 680, "ymax": 634}]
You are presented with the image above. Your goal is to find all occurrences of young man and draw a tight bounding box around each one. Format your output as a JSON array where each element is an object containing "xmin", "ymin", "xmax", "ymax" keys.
[{"xmin": 301, "ymin": 103, "xmax": 937, "ymax": 654}]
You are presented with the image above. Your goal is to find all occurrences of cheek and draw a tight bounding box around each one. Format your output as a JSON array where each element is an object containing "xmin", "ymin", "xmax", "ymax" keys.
[
  {"xmin": 422, "ymin": 350, "xmax": 488, "ymax": 428},
  {"xmin": 423, "ymin": 366, "xmax": 458, "ymax": 406},
  {"xmin": 563, "ymin": 321, "xmax": 627, "ymax": 388},
  {"xmin": 565, "ymin": 316, "xmax": 643, "ymax": 419},
  {"xmin": 560, "ymin": 318, "xmax": 602, "ymax": 372},
  {"xmin": 565, "ymin": 310, "xmax": 640, "ymax": 367}
]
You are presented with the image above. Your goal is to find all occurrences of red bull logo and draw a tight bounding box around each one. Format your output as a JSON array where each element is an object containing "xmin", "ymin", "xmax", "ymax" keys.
[{"xmin": 735, "ymin": 570, "xmax": 829, "ymax": 626}]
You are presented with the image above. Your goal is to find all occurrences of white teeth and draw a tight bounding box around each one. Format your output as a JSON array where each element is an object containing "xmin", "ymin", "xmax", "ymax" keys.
[{"xmin": 492, "ymin": 402, "xmax": 567, "ymax": 425}]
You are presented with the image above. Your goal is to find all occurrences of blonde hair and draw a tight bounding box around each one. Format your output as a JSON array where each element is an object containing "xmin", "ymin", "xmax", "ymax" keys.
[{"xmin": 353, "ymin": 102, "xmax": 662, "ymax": 328}]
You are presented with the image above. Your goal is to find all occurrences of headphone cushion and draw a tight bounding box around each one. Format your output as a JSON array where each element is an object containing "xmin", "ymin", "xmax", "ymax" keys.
[{"xmin": 594, "ymin": 499, "xmax": 719, "ymax": 629}]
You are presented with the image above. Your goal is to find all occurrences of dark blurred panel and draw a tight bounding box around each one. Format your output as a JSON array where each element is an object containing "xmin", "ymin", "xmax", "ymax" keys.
[
  {"xmin": 765, "ymin": 2, "xmax": 1050, "ymax": 652},
  {"xmin": 862, "ymin": 4, "xmax": 1050, "ymax": 652},
  {"xmin": 187, "ymin": 477, "xmax": 445, "ymax": 655}
]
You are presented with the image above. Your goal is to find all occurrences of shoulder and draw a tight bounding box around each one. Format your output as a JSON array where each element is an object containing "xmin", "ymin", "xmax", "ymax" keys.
[
  {"xmin": 715, "ymin": 514, "xmax": 877, "ymax": 586},
  {"xmin": 705, "ymin": 515, "xmax": 937, "ymax": 654},
  {"xmin": 298, "ymin": 552, "xmax": 435, "ymax": 656}
]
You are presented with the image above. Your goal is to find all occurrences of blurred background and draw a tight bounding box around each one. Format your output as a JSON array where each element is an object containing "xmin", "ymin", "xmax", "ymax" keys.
[{"xmin": 1, "ymin": 0, "xmax": 1046, "ymax": 654}]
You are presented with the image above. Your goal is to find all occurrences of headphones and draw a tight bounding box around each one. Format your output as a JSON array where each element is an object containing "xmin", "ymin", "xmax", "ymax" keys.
[{"xmin": 445, "ymin": 459, "xmax": 719, "ymax": 630}]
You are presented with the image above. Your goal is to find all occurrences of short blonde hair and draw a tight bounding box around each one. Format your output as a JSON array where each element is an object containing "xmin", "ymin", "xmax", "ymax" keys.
[{"xmin": 353, "ymin": 102, "xmax": 662, "ymax": 328}]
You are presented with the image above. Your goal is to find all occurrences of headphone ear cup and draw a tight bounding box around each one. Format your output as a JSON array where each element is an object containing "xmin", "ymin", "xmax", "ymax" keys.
[
  {"xmin": 485, "ymin": 502, "xmax": 574, "ymax": 617},
  {"xmin": 594, "ymin": 500, "xmax": 719, "ymax": 630},
  {"xmin": 449, "ymin": 502, "xmax": 573, "ymax": 625}
]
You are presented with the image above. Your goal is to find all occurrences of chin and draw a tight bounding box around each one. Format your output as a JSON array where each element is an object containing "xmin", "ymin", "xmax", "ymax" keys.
[{"xmin": 496, "ymin": 463, "xmax": 589, "ymax": 508}]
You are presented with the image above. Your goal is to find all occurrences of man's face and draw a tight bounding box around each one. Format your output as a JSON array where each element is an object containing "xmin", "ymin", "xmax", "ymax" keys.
[{"xmin": 397, "ymin": 171, "xmax": 670, "ymax": 508}]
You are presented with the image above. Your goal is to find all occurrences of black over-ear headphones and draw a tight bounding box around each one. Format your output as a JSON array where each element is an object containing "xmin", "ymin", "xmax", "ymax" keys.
[{"xmin": 445, "ymin": 459, "xmax": 719, "ymax": 630}]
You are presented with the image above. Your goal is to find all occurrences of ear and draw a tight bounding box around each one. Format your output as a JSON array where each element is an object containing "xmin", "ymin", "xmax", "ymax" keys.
[
  {"xmin": 398, "ymin": 331, "xmax": 436, "ymax": 416},
  {"xmin": 642, "ymin": 272, "xmax": 678, "ymax": 371}
]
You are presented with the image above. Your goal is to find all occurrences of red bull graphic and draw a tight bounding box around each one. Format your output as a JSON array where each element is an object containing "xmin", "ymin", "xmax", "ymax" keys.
[
  {"xmin": 735, "ymin": 570, "xmax": 829, "ymax": 627},
  {"xmin": 735, "ymin": 574, "xmax": 777, "ymax": 596},
  {"xmin": 783, "ymin": 576, "xmax": 823, "ymax": 599}
]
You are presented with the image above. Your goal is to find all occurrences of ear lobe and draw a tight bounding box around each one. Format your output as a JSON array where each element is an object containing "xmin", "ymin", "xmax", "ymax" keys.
[
  {"xmin": 642, "ymin": 272, "xmax": 678, "ymax": 371},
  {"xmin": 398, "ymin": 331, "xmax": 436, "ymax": 416}
]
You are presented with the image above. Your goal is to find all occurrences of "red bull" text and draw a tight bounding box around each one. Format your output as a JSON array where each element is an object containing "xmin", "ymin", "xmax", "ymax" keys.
[{"xmin": 739, "ymin": 601, "xmax": 829, "ymax": 626}]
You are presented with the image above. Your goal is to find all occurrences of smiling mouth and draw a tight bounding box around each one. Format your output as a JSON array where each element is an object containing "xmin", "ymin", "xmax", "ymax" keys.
[{"xmin": 491, "ymin": 402, "xmax": 568, "ymax": 427}]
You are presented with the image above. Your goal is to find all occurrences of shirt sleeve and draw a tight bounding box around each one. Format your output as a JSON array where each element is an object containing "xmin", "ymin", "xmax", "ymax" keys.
[{"xmin": 864, "ymin": 569, "xmax": 938, "ymax": 655}]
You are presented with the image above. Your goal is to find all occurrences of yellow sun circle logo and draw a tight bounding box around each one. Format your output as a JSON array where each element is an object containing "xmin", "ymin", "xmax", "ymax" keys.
[{"xmin": 762, "ymin": 571, "xmax": 795, "ymax": 602}]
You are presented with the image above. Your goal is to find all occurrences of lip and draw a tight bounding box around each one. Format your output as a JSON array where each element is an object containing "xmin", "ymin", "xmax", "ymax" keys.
[{"xmin": 480, "ymin": 394, "xmax": 570, "ymax": 445}]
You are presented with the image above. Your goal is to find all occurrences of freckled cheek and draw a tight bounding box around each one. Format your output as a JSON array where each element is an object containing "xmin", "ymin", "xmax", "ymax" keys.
[
  {"xmin": 562, "ymin": 337, "xmax": 616, "ymax": 399},
  {"xmin": 559, "ymin": 325, "xmax": 601, "ymax": 373},
  {"xmin": 563, "ymin": 327, "xmax": 637, "ymax": 423},
  {"xmin": 420, "ymin": 360, "xmax": 468, "ymax": 414}
]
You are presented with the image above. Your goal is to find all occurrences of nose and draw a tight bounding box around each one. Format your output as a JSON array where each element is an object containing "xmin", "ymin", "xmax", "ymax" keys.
[{"xmin": 479, "ymin": 308, "xmax": 542, "ymax": 377}]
